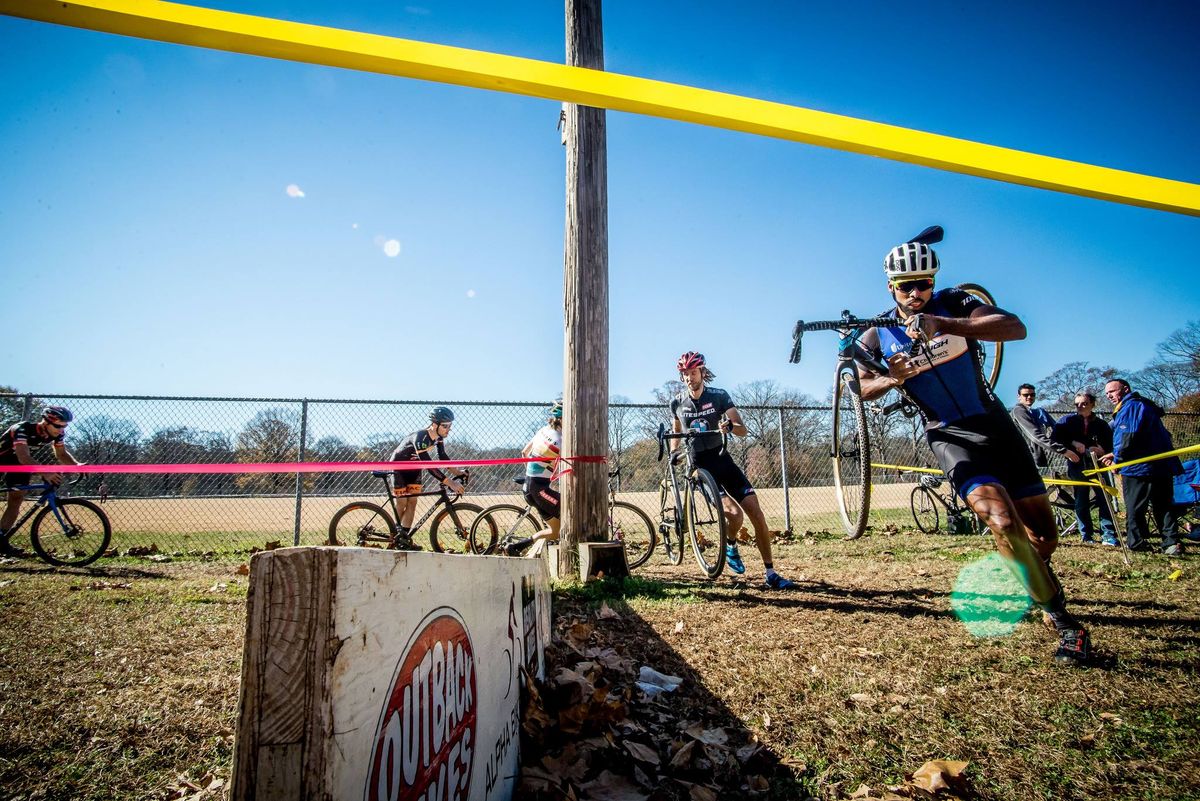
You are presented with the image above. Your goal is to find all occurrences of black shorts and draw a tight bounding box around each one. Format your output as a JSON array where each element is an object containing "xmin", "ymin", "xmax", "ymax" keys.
[
  {"xmin": 2, "ymin": 462, "xmax": 28, "ymax": 491},
  {"xmin": 927, "ymin": 409, "xmax": 1045, "ymax": 501},
  {"xmin": 391, "ymin": 468, "xmax": 424, "ymax": 496},
  {"xmin": 693, "ymin": 449, "xmax": 755, "ymax": 500},
  {"xmin": 524, "ymin": 477, "xmax": 560, "ymax": 520}
]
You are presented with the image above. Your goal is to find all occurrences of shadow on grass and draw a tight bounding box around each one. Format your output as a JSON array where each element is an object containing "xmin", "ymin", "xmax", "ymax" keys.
[{"xmin": 542, "ymin": 576, "xmax": 816, "ymax": 799}]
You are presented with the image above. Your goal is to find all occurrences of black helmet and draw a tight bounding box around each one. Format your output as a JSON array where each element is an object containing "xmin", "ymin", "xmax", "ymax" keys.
[
  {"xmin": 429, "ymin": 406, "xmax": 455, "ymax": 424},
  {"xmin": 43, "ymin": 405, "xmax": 74, "ymax": 425}
]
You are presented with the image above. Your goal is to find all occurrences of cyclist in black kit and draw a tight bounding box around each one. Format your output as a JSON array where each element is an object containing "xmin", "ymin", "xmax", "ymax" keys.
[
  {"xmin": 1, "ymin": 406, "xmax": 83, "ymax": 557},
  {"xmin": 855, "ymin": 236, "xmax": 1092, "ymax": 666},
  {"xmin": 671, "ymin": 352, "xmax": 795, "ymax": 590},
  {"xmin": 388, "ymin": 406, "xmax": 467, "ymax": 550}
]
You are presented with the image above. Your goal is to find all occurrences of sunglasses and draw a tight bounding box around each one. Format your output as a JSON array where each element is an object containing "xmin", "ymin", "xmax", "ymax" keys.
[
  {"xmin": 45, "ymin": 421, "xmax": 68, "ymax": 430},
  {"xmin": 1019, "ymin": 393, "xmax": 1035, "ymax": 398},
  {"xmin": 1075, "ymin": 401, "xmax": 1093, "ymax": 407},
  {"xmin": 891, "ymin": 278, "xmax": 934, "ymax": 293}
]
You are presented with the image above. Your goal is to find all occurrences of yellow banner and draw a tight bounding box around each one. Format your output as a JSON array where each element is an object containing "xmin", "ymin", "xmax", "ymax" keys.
[{"xmin": 3, "ymin": 0, "xmax": 1199, "ymax": 216}]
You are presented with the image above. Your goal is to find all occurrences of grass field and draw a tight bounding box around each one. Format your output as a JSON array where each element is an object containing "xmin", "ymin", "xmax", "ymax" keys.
[{"xmin": 1, "ymin": 526, "xmax": 1196, "ymax": 800}]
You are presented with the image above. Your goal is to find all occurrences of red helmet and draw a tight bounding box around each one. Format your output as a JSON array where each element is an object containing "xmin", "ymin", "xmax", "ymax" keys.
[{"xmin": 677, "ymin": 351, "xmax": 705, "ymax": 372}]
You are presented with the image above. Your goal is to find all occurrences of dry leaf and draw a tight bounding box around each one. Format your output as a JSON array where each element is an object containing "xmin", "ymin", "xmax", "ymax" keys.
[
  {"xmin": 598, "ymin": 601, "xmax": 620, "ymax": 620},
  {"xmin": 623, "ymin": 740, "xmax": 660, "ymax": 765},
  {"xmin": 911, "ymin": 759, "xmax": 968, "ymax": 794},
  {"xmin": 670, "ymin": 739, "xmax": 697, "ymax": 769},
  {"xmin": 683, "ymin": 724, "xmax": 729, "ymax": 747},
  {"xmin": 762, "ymin": 711, "xmax": 771, "ymax": 729},
  {"xmin": 235, "ymin": 563, "xmax": 250, "ymax": 575},
  {"xmin": 674, "ymin": 620, "xmax": 684, "ymax": 633},
  {"xmin": 580, "ymin": 770, "xmax": 649, "ymax": 801},
  {"xmin": 849, "ymin": 693, "xmax": 875, "ymax": 706}
]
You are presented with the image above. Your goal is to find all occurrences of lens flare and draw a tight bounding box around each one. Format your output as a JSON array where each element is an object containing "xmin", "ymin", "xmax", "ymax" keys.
[
  {"xmin": 950, "ymin": 552, "xmax": 1033, "ymax": 638},
  {"xmin": 383, "ymin": 239, "xmax": 401, "ymax": 258}
]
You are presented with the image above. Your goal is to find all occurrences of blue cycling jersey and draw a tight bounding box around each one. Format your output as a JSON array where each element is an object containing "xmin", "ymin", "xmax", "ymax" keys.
[{"xmin": 860, "ymin": 287, "xmax": 1000, "ymax": 428}]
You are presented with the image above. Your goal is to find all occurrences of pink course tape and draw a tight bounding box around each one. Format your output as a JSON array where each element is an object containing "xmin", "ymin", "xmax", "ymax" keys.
[{"xmin": 0, "ymin": 456, "xmax": 606, "ymax": 474}]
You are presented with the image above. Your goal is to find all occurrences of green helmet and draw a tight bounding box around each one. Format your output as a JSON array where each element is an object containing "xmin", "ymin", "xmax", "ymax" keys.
[{"xmin": 549, "ymin": 400, "xmax": 563, "ymax": 419}]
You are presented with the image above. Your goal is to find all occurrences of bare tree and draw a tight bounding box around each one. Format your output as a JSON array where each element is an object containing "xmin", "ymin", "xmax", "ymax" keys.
[
  {"xmin": 1132, "ymin": 322, "xmax": 1200, "ymax": 408},
  {"xmin": 234, "ymin": 409, "xmax": 301, "ymax": 494},
  {"xmin": 1033, "ymin": 361, "xmax": 1122, "ymax": 412}
]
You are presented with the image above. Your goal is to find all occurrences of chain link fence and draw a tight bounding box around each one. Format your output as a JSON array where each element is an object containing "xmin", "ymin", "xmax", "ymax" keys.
[{"xmin": 3, "ymin": 393, "xmax": 1198, "ymax": 558}]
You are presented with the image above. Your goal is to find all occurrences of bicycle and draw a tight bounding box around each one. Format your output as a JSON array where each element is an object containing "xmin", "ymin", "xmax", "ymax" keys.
[
  {"xmin": 653, "ymin": 422, "xmax": 728, "ymax": 580},
  {"xmin": 326, "ymin": 469, "xmax": 493, "ymax": 553},
  {"xmin": 467, "ymin": 470, "xmax": 656, "ymax": 567},
  {"xmin": 0, "ymin": 479, "xmax": 112, "ymax": 567},
  {"xmin": 907, "ymin": 472, "xmax": 985, "ymax": 536}
]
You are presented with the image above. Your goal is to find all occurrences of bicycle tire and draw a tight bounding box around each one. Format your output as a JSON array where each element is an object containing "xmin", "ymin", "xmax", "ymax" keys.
[
  {"xmin": 955, "ymin": 283, "xmax": 1004, "ymax": 390},
  {"xmin": 328, "ymin": 501, "xmax": 394, "ymax": 547},
  {"xmin": 685, "ymin": 468, "xmax": 727, "ymax": 580},
  {"xmin": 833, "ymin": 365, "xmax": 872, "ymax": 539},
  {"xmin": 610, "ymin": 500, "xmax": 656, "ymax": 570},
  {"xmin": 658, "ymin": 476, "xmax": 684, "ymax": 565},
  {"xmin": 430, "ymin": 502, "xmax": 488, "ymax": 554},
  {"xmin": 469, "ymin": 503, "xmax": 541, "ymax": 555},
  {"xmin": 910, "ymin": 486, "xmax": 940, "ymax": 534},
  {"xmin": 30, "ymin": 499, "xmax": 111, "ymax": 567}
]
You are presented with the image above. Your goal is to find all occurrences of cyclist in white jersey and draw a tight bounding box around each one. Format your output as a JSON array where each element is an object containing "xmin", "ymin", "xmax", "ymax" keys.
[
  {"xmin": 505, "ymin": 401, "xmax": 563, "ymax": 556},
  {"xmin": 855, "ymin": 235, "xmax": 1093, "ymax": 667}
]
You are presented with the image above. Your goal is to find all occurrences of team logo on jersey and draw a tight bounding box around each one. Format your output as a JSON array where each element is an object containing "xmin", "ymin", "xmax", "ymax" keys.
[{"xmin": 367, "ymin": 610, "xmax": 476, "ymax": 801}]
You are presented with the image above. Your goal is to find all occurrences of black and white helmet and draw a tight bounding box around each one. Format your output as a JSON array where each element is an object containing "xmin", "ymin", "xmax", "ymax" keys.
[{"xmin": 884, "ymin": 241, "xmax": 940, "ymax": 280}]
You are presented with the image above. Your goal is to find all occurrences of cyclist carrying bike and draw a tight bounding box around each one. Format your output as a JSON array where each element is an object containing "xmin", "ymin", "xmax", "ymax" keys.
[
  {"xmin": 670, "ymin": 352, "xmax": 795, "ymax": 590},
  {"xmin": 388, "ymin": 406, "xmax": 467, "ymax": 550},
  {"xmin": 1, "ymin": 406, "xmax": 82, "ymax": 557},
  {"xmin": 855, "ymin": 236, "xmax": 1093, "ymax": 666},
  {"xmin": 504, "ymin": 400, "xmax": 564, "ymax": 557}
]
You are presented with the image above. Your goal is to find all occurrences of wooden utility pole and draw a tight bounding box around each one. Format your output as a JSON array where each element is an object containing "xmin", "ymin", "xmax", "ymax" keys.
[{"xmin": 561, "ymin": 0, "xmax": 608, "ymax": 578}]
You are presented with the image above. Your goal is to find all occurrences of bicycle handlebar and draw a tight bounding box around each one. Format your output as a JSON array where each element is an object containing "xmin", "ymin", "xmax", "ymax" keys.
[{"xmin": 789, "ymin": 314, "xmax": 897, "ymax": 364}]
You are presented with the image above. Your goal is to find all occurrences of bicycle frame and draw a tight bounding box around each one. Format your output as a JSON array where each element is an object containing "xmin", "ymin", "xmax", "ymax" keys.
[
  {"xmin": 363, "ymin": 471, "xmax": 468, "ymax": 542},
  {"xmin": 4, "ymin": 482, "xmax": 61, "ymax": 536}
]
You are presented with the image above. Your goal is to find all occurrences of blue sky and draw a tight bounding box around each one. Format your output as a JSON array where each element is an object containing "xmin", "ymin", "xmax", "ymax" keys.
[{"xmin": 2, "ymin": 0, "xmax": 1198, "ymax": 406}]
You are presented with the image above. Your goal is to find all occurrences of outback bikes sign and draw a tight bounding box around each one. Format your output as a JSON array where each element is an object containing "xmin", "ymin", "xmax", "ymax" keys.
[{"xmin": 367, "ymin": 608, "xmax": 477, "ymax": 801}]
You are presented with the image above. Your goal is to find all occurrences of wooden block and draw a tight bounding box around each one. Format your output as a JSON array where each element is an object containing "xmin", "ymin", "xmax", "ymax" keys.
[
  {"xmin": 578, "ymin": 541, "xmax": 629, "ymax": 581},
  {"xmin": 231, "ymin": 547, "xmax": 552, "ymax": 801}
]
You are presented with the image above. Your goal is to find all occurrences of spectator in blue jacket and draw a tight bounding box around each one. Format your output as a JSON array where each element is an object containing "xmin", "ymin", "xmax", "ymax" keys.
[
  {"xmin": 1055, "ymin": 392, "xmax": 1118, "ymax": 545},
  {"xmin": 1099, "ymin": 378, "xmax": 1184, "ymax": 555}
]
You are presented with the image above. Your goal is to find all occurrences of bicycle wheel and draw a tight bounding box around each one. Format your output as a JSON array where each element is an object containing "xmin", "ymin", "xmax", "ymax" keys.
[
  {"xmin": 610, "ymin": 501, "xmax": 656, "ymax": 570},
  {"xmin": 469, "ymin": 504, "xmax": 541, "ymax": 555},
  {"xmin": 910, "ymin": 486, "xmax": 940, "ymax": 534},
  {"xmin": 30, "ymin": 499, "xmax": 111, "ymax": 567},
  {"xmin": 658, "ymin": 476, "xmax": 684, "ymax": 565},
  {"xmin": 832, "ymin": 366, "xmax": 872, "ymax": 539},
  {"xmin": 430, "ymin": 502, "xmax": 488, "ymax": 554},
  {"xmin": 327, "ymin": 502, "xmax": 394, "ymax": 547},
  {"xmin": 956, "ymin": 283, "xmax": 1004, "ymax": 390},
  {"xmin": 685, "ymin": 468, "xmax": 727, "ymax": 580}
]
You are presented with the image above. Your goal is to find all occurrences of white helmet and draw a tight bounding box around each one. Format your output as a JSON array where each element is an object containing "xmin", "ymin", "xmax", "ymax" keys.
[{"xmin": 884, "ymin": 242, "xmax": 940, "ymax": 280}]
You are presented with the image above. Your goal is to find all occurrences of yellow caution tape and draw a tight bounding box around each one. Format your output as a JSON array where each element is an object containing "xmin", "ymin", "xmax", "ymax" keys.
[
  {"xmin": 1082, "ymin": 443, "xmax": 1200, "ymax": 475},
  {"xmin": 2, "ymin": 0, "xmax": 1199, "ymax": 216}
]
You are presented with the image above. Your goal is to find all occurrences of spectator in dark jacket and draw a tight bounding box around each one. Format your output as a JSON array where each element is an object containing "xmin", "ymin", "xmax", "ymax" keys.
[
  {"xmin": 1055, "ymin": 392, "xmax": 1118, "ymax": 545},
  {"xmin": 1011, "ymin": 384, "xmax": 1077, "ymax": 470},
  {"xmin": 1099, "ymin": 378, "xmax": 1184, "ymax": 555}
]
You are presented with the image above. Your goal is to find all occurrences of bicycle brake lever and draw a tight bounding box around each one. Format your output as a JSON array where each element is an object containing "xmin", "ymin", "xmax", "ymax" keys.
[{"xmin": 789, "ymin": 322, "xmax": 803, "ymax": 364}]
